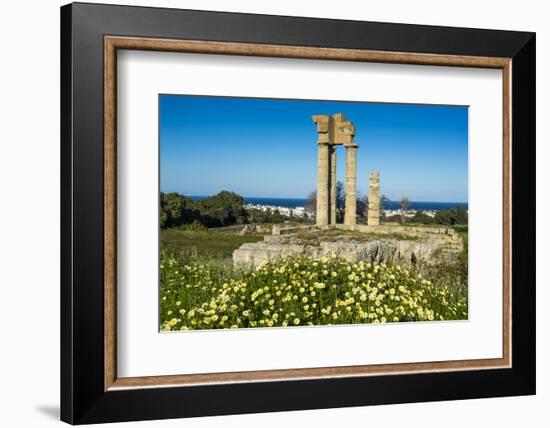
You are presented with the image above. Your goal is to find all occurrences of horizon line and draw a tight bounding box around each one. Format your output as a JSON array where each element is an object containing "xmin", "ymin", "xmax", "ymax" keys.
[{"xmin": 161, "ymin": 191, "xmax": 468, "ymax": 204}]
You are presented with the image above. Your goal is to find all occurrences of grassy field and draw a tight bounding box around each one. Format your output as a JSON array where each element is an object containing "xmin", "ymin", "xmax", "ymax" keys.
[
  {"xmin": 159, "ymin": 224, "xmax": 468, "ymax": 331},
  {"xmin": 160, "ymin": 251, "xmax": 467, "ymax": 331},
  {"xmin": 160, "ymin": 228, "xmax": 263, "ymax": 259}
]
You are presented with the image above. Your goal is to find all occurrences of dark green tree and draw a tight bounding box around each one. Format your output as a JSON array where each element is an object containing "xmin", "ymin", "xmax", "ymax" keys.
[
  {"xmin": 411, "ymin": 210, "xmax": 435, "ymax": 225},
  {"xmin": 434, "ymin": 209, "xmax": 453, "ymax": 225},
  {"xmin": 454, "ymin": 205, "xmax": 469, "ymax": 224},
  {"xmin": 434, "ymin": 205, "xmax": 468, "ymax": 226},
  {"xmin": 160, "ymin": 191, "xmax": 249, "ymax": 229},
  {"xmin": 271, "ymin": 209, "xmax": 284, "ymax": 223},
  {"xmin": 336, "ymin": 181, "xmax": 346, "ymax": 223},
  {"xmin": 356, "ymin": 194, "xmax": 368, "ymax": 220},
  {"xmin": 305, "ymin": 191, "xmax": 317, "ymax": 214},
  {"xmin": 160, "ymin": 192, "xmax": 195, "ymax": 228},
  {"xmin": 197, "ymin": 191, "xmax": 247, "ymax": 227},
  {"xmin": 399, "ymin": 196, "xmax": 411, "ymax": 223}
]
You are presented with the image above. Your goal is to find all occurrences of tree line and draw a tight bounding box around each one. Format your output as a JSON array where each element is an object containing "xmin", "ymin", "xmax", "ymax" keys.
[
  {"xmin": 160, "ymin": 191, "xmax": 248, "ymax": 229},
  {"xmin": 383, "ymin": 196, "xmax": 468, "ymax": 225},
  {"xmin": 160, "ymin": 191, "xmax": 310, "ymax": 230},
  {"xmin": 305, "ymin": 181, "xmax": 468, "ymax": 226},
  {"xmin": 162, "ymin": 186, "xmax": 468, "ymax": 230}
]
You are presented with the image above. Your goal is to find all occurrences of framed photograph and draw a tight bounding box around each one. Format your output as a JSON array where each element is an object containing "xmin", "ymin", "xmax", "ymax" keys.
[{"xmin": 61, "ymin": 2, "xmax": 535, "ymax": 424}]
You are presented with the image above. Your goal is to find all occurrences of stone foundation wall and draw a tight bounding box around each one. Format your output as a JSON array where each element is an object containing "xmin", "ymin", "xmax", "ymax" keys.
[
  {"xmin": 335, "ymin": 224, "xmax": 459, "ymax": 241},
  {"xmin": 272, "ymin": 223, "xmax": 459, "ymax": 240},
  {"xmin": 272, "ymin": 224, "xmax": 318, "ymax": 236},
  {"xmin": 233, "ymin": 224, "xmax": 463, "ymax": 267}
]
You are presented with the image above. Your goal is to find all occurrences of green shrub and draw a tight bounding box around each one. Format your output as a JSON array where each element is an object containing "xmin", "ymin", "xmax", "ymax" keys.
[{"xmin": 178, "ymin": 220, "xmax": 208, "ymax": 232}]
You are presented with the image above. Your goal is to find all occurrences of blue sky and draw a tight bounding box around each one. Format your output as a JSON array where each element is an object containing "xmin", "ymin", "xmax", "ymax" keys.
[{"xmin": 160, "ymin": 95, "xmax": 468, "ymax": 202}]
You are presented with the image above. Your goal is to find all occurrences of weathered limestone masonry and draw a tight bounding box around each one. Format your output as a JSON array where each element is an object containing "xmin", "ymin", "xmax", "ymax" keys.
[
  {"xmin": 344, "ymin": 143, "xmax": 358, "ymax": 225},
  {"xmin": 232, "ymin": 224, "xmax": 463, "ymax": 267},
  {"xmin": 368, "ymin": 172, "xmax": 381, "ymax": 226},
  {"xmin": 330, "ymin": 145, "xmax": 337, "ymax": 225},
  {"xmin": 312, "ymin": 113, "xmax": 358, "ymax": 226},
  {"xmin": 313, "ymin": 115, "xmax": 331, "ymax": 226},
  {"xmin": 272, "ymin": 224, "xmax": 318, "ymax": 236},
  {"xmin": 233, "ymin": 115, "xmax": 465, "ymax": 268},
  {"xmin": 272, "ymin": 224, "xmax": 461, "ymax": 241}
]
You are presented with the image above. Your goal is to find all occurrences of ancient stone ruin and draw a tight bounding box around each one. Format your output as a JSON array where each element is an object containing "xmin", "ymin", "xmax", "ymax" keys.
[
  {"xmin": 368, "ymin": 172, "xmax": 380, "ymax": 226},
  {"xmin": 232, "ymin": 113, "xmax": 464, "ymax": 267},
  {"xmin": 312, "ymin": 113, "xmax": 359, "ymax": 226},
  {"xmin": 233, "ymin": 225, "xmax": 463, "ymax": 267}
]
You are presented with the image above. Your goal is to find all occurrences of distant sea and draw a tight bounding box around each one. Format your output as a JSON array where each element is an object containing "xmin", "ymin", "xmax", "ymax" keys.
[{"xmin": 191, "ymin": 196, "xmax": 467, "ymax": 211}]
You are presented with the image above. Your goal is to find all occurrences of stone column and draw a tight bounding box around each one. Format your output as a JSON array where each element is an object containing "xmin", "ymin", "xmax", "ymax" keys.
[
  {"xmin": 329, "ymin": 145, "xmax": 337, "ymax": 224},
  {"xmin": 344, "ymin": 144, "xmax": 358, "ymax": 226},
  {"xmin": 316, "ymin": 141, "xmax": 330, "ymax": 226},
  {"xmin": 368, "ymin": 172, "xmax": 380, "ymax": 226}
]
